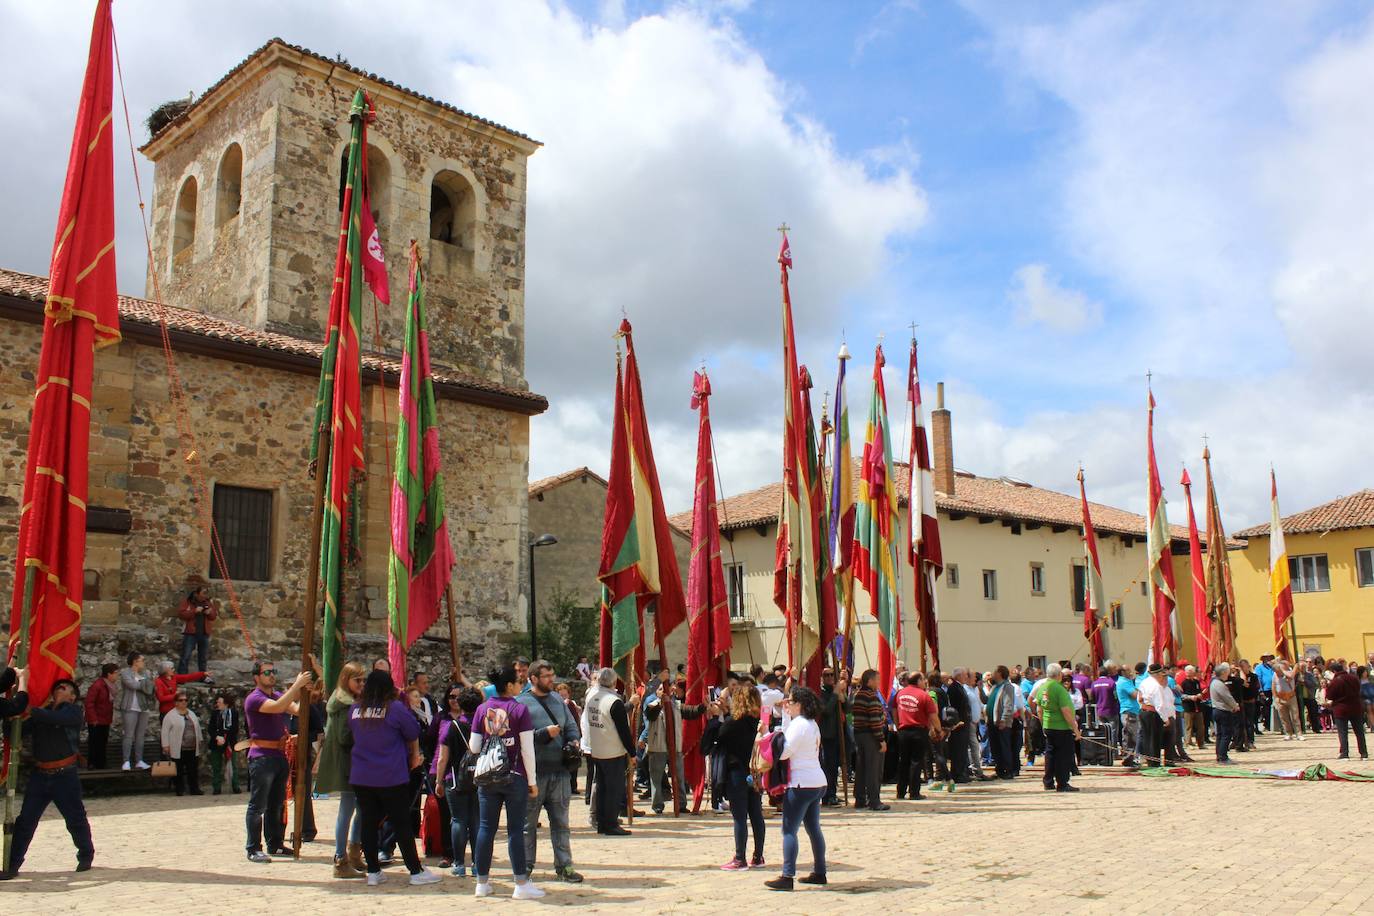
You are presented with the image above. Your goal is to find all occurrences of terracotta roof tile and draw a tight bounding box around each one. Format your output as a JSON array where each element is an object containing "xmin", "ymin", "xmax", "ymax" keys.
[
  {"xmin": 0, "ymin": 267, "xmax": 547, "ymax": 415},
  {"xmin": 143, "ymin": 38, "xmax": 538, "ymax": 149},
  {"xmin": 672, "ymin": 464, "xmax": 1194, "ymax": 543},
  {"xmin": 529, "ymin": 466, "xmax": 607, "ymax": 497},
  {"xmin": 1233, "ymin": 489, "xmax": 1374, "ymax": 538}
]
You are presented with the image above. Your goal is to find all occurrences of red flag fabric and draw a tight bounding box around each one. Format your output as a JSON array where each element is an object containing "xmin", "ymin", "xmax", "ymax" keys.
[
  {"xmin": 906, "ymin": 339, "xmax": 943, "ymax": 671},
  {"xmin": 1145, "ymin": 391, "xmax": 1178, "ymax": 664},
  {"xmin": 1180, "ymin": 468, "xmax": 1213, "ymax": 670},
  {"xmin": 1077, "ymin": 469, "xmax": 1108, "ymax": 674},
  {"xmin": 1269, "ymin": 470, "xmax": 1295, "ymax": 662},
  {"xmin": 7, "ymin": 0, "xmax": 120, "ymax": 706},
  {"xmin": 356, "ymin": 97, "xmax": 390, "ymax": 305},
  {"xmin": 597, "ymin": 358, "xmax": 645, "ymax": 682},
  {"xmin": 683, "ymin": 370, "xmax": 730, "ymax": 806}
]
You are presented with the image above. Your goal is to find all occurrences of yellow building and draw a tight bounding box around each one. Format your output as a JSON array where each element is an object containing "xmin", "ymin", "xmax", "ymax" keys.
[
  {"xmin": 1231, "ymin": 490, "xmax": 1374, "ymax": 663},
  {"xmin": 670, "ymin": 394, "xmax": 1196, "ymax": 674}
]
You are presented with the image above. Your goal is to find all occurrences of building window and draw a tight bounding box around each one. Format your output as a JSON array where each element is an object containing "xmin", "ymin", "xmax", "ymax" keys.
[
  {"xmin": 172, "ymin": 176, "xmax": 197, "ymax": 262},
  {"xmin": 982, "ymin": 569, "xmax": 997, "ymax": 600},
  {"xmin": 210, "ymin": 484, "xmax": 273, "ymax": 581},
  {"xmin": 1027, "ymin": 655, "xmax": 1046, "ymax": 672},
  {"xmin": 430, "ymin": 170, "xmax": 477, "ymax": 249},
  {"xmin": 1109, "ymin": 601, "xmax": 1123, "ymax": 630},
  {"xmin": 1071, "ymin": 563, "xmax": 1087, "ymax": 614},
  {"xmin": 83, "ymin": 570, "xmax": 101, "ymax": 602},
  {"xmin": 216, "ymin": 143, "xmax": 242, "ymax": 227},
  {"xmin": 1140, "ymin": 581, "xmax": 1147, "ymax": 596},
  {"xmin": 1356, "ymin": 548, "xmax": 1374, "ymax": 588},
  {"xmin": 339, "ymin": 147, "xmax": 391, "ymax": 232},
  {"xmin": 1289, "ymin": 554, "xmax": 1330, "ymax": 593},
  {"xmin": 725, "ymin": 562, "xmax": 746, "ymax": 619},
  {"xmin": 1029, "ymin": 562, "xmax": 1045, "ymax": 596},
  {"xmin": 946, "ymin": 564, "xmax": 959, "ymax": 588}
]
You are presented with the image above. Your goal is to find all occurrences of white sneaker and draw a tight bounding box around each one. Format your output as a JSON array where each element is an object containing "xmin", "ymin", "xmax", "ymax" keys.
[
  {"xmin": 367, "ymin": 871, "xmax": 386, "ymax": 886},
  {"xmin": 1297, "ymin": 735, "xmax": 1306, "ymax": 741},
  {"xmin": 513, "ymin": 882, "xmax": 546, "ymax": 900},
  {"xmin": 135, "ymin": 761, "xmax": 151, "ymax": 770},
  {"xmin": 475, "ymin": 881, "xmax": 493, "ymax": 897},
  {"xmin": 409, "ymin": 868, "xmax": 441, "ymax": 886},
  {"xmin": 1284, "ymin": 735, "xmax": 1292, "ymax": 741},
  {"xmin": 121, "ymin": 762, "xmax": 131, "ymax": 771}
]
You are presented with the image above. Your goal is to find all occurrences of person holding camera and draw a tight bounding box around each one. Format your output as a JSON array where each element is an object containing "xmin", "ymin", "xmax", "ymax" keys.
[{"xmin": 517, "ymin": 660, "xmax": 584, "ymax": 884}]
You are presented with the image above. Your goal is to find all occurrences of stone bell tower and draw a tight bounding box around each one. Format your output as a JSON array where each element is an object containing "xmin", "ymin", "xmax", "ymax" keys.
[{"xmin": 140, "ymin": 38, "xmax": 541, "ymax": 389}]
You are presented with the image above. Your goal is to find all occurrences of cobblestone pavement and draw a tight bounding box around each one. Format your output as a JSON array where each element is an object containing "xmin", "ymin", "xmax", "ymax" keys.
[{"xmin": 5, "ymin": 730, "xmax": 1373, "ymax": 914}]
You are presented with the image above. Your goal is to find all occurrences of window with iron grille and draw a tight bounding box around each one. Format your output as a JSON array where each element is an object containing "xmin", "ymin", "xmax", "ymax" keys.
[
  {"xmin": 1109, "ymin": 601, "xmax": 1124, "ymax": 629},
  {"xmin": 209, "ymin": 485, "xmax": 273, "ymax": 581},
  {"xmin": 725, "ymin": 562, "xmax": 747, "ymax": 619}
]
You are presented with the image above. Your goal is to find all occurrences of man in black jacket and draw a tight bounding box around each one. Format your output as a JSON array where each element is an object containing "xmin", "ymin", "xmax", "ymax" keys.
[
  {"xmin": 817, "ymin": 668, "xmax": 849, "ymax": 805},
  {"xmin": 2, "ymin": 678, "xmax": 94, "ymax": 879},
  {"xmin": 943, "ymin": 671, "xmax": 972, "ymax": 783},
  {"xmin": 208, "ymin": 693, "xmax": 242, "ymax": 794}
]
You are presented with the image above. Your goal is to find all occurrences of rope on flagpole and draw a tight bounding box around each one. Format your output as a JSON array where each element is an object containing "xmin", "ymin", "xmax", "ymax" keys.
[{"xmin": 112, "ymin": 23, "xmax": 257, "ymax": 659}]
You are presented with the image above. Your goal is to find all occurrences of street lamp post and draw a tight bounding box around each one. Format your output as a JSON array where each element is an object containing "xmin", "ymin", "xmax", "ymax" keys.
[{"xmin": 528, "ymin": 533, "xmax": 558, "ymax": 660}]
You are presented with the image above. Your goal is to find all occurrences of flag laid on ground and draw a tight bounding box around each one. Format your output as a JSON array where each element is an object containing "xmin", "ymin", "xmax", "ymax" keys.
[
  {"xmin": 1269, "ymin": 470, "xmax": 1295, "ymax": 662},
  {"xmin": 1145, "ymin": 389, "xmax": 1177, "ymax": 664},
  {"xmin": 683, "ymin": 370, "xmax": 731, "ymax": 806},
  {"xmin": 597, "ymin": 320, "xmax": 688, "ymax": 680},
  {"xmin": 1180, "ymin": 467, "xmax": 1212, "ymax": 669},
  {"xmin": 855, "ymin": 345, "xmax": 903, "ymax": 693},
  {"xmin": 828, "ymin": 345, "xmax": 857, "ymax": 670},
  {"xmin": 772, "ymin": 233, "xmax": 833, "ymax": 683},
  {"xmin": 310, "ymin": 89, "xmax": 383, "ymax": 690},
  {"xmin": 1203, "ymin": 445, "xmax": 1238, "ymax": 665},
  {"xmin": 385, "ymin": 245, "xmax": 454, "ymax": 686},
  {"xmin": 906, "ymin": 338, "xmax": 943, "ymax": 672},
  {"xmin": 1077, "ymin": 468, "xmax": 1109, "ymax": 674},
  {"xmin": 6, "ymin": 0, "xmax": 119, "ymax": 709}
]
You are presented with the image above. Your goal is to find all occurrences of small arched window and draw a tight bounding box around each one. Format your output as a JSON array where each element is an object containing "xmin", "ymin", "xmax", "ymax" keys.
[
  {"xmin": 338, "ymin": 147, "xmax": 391, "ymax": 233},
  {"xmin": 172, "ymin": 176, "xmax": 197, "ymax": 262},
  {"xmin": 430, "ymin": 170, "xmax": 476, "ymax": 249},
  {"xmin": 216, "ymin": 143, "xmax": 242, "ymax": 227}
]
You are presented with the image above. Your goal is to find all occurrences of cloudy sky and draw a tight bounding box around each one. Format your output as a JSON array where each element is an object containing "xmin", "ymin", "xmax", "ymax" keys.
[{"xmin": 3, "ymin": 0, "xmax": 1371, "ymax": 528}]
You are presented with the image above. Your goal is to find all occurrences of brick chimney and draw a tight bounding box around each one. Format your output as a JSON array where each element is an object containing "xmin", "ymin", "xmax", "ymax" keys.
[{"xmin": 931, "ymin": 382, "xmax": 955, "ymax": 495}]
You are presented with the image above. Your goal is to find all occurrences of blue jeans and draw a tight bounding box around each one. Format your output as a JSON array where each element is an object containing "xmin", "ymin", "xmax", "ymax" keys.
[
  {"xmin": 245, "ymin": 755, "xmax": 288, "ymax": 854},
  {"xmin": 334, "ymin": 789, "xmax": 363, "ymax": 858},
  {"xmin": 780, "ymin": 786, "xmax": 825, "ymax": 879},
  {"xmin": 1213, "ymin": 709, "xmax": 1235, "ymax": 762},
  {"xmin": 178, "ymin": 633, "xmax": 209, "ymax": 674},
  {"xmin": 725, "ymin": 768, "xmax": 765, "ymax": 862},
  {"xmin": 447, "ymin": 786, "xmax": 479, "ymax": 867},
  {"xmin": 475, "ymin": 776, "xmax": 529, "ymax": 879}
]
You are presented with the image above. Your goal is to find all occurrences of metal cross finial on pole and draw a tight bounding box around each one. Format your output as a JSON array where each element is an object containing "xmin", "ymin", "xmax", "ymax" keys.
[
  {"xmin": 777, "ymin": 222, "xmax": 790, "ymax": 234},
  {"xmin": 909, "ymin": 321, "xmax": 918, "ymax": 341},
  {"xmin": 1146, "ymin": 369, "xmax": 1153, "ymax": 388}
]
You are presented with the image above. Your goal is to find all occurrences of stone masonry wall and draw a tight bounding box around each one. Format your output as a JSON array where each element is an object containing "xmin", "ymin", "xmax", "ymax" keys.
[{"xmin": 0, "ymin": 320, "xmax": 528, "ymax": 687}]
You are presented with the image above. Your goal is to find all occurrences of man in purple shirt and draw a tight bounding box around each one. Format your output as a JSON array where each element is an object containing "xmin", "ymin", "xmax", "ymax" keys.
[
  {"xmin": 1090, "ymin": 663, "xmax": 1120, "ymax": 747},
  {"xmin": 243, "ymin": 660, "xmax": 312, "ymax": 863}
]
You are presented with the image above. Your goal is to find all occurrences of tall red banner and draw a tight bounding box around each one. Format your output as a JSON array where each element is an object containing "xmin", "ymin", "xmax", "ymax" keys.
[{"xmin": 7, "ymin": 0, "xmax": 120, "ymax": 706}]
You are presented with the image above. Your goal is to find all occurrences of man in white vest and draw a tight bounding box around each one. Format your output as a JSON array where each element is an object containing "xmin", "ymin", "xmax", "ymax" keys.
[{"xmin": 580, "ymin": 668, "xmax": 639, "ymax": 836}]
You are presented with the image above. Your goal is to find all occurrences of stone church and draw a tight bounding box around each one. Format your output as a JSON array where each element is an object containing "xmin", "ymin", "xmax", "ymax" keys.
[{"xmin": 0, "ymin": 39, "xmax": 546, "ymax": 681}]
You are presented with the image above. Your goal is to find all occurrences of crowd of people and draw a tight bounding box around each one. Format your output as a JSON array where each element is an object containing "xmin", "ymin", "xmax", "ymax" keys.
[{"xmin": 2, "ymin": 644, "xmax": 1372, "ymax": 890}]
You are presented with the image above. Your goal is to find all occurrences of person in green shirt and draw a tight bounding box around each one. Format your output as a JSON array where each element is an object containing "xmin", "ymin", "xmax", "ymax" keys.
[{"xmin": 1034, "ymin": 663, "xmax": 1081, "ymax": 792}]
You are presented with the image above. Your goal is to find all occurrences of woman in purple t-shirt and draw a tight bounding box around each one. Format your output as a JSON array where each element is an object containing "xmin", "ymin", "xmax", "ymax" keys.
[
  {"xmin": 347, "ymin": 670, "xmax": 439, "ymax": 887},
  {"xmin": 466, "ymin": 665, "xmax": 540, "ymax": 899}
]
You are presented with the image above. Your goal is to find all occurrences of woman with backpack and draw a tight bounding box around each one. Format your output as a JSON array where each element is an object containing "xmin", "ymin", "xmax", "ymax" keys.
[
  {"xmin": 713, "ymin": 684, "xmax": 765, "ymax": 871},
  {"xmin": 433, "ymin": 686, "xmax": 484, "ymax": 878},
  {"xmin": 766, "ymin": 686, "xmax": 828, "ymax": 891},
  {"xmin": 347, "ymin": 670, "xmax": 440, "ymax": 887},
  {"xmin": 316, "ymin": 661, "xmax": 366, "ymax": 878},
  {"xmin": 466, "ymin": 665, "xmax": 542, "ymax": 900}
]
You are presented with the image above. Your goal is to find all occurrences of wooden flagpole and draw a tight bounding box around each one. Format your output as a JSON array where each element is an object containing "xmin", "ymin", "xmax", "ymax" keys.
[
  {"xmin": 292, "ymin": 433, "xmax": 331, "ymax": 858},
  {"xmin": 625, "ymin": 663, "xmax": 638, "ymax": 826}
]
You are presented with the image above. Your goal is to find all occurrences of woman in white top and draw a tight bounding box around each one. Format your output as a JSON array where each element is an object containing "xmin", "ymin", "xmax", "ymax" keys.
[{"xmin": 765, "ymin": 686, "xmax": 827, "ymax": 891}]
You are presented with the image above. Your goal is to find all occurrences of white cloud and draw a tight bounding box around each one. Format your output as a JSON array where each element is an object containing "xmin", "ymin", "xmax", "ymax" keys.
[
  {"xmin": 1008, "ymin": 262, "xmax": 1101, "ymax": 332},
  {"xmin": 945, "ymin": 4, "xmax": 1374, "ymax": 526},
  {"xmin": 0, "ymin": 2, "xmax": 927, "ymax": 513}
]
